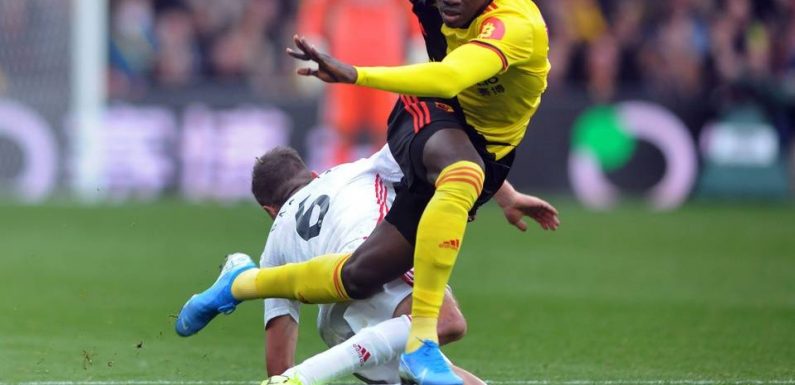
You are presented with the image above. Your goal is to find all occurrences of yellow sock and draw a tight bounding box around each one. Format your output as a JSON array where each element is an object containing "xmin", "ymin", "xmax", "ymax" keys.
[
  {"xmin": 406, "ymin": 161, "xmax": 484, "ymax": 352},
  {"xmin": 231, "ymin": 253, "xmax": 351, "ymax": 303}
]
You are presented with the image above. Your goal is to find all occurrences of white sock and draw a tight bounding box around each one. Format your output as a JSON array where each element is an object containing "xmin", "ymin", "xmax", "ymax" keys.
[{"xmin": 285, "ymin": 315, "xmax": 411, "ymax": 385}]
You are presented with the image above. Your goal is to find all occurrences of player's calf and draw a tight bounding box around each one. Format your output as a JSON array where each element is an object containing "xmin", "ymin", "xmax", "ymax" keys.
[
  {"xmin": 437, "ymin": 308, "xmax": 467, "ymax": 345},
  {"xmin": 394, "ymin": 289, "xmax": 468, "ymax": 345}
]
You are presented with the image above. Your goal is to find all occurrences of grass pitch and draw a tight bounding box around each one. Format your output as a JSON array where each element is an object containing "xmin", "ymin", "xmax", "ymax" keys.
[{"xmin": 0, "ymin": 199, "xmax": 793, "ymax": 383}]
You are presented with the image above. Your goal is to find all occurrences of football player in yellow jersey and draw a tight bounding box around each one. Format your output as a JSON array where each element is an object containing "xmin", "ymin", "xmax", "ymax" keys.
[{"xmin": 175, "ymin": 1, "xmax": 555, "ymax": 385}]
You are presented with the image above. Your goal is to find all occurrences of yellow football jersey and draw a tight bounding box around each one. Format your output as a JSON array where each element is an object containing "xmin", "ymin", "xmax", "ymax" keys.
[{"xmin": 442, "ymin": 0, "xmax": 550, "ymax": 159}]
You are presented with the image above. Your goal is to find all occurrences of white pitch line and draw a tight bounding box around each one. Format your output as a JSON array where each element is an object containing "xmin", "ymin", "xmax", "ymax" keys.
[{"xmin": 6, "ymin": 380, "xmax": 795, "ymax": 385}]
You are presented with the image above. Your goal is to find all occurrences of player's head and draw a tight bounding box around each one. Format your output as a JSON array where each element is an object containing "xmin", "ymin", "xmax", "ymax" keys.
[
  {"xmin": 251, "ymin": 146, "xmax": 315, "ymax": 218},
  {"xmin": 437, "ymin": 0, "xmax": 491, "ymax": 28}
]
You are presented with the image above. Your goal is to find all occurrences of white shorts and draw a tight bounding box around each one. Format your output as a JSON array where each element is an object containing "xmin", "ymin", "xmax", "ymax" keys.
[{"xmin": 316, "ymin": 279, "xmax": 413, "ymax": 384}]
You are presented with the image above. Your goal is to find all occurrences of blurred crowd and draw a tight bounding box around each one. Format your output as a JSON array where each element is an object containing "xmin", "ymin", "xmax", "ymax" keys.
[
  {"xmin": 107, "ymin": 0, "xmax": 795, "ymax": 98},
  {"xmin": 106, "ymin": 0, "xmax": 795, "ymax": 139},
  {"xmin": 541, "ymin": 0, "xmax": 795, "ymax": 139},
  {"xmin": 109, "ymin": 0, "xmax": 298, "ymax": 98},
  {"xmin": 544, "ymin": 0, "xmax": 795, "ymax": 98}
]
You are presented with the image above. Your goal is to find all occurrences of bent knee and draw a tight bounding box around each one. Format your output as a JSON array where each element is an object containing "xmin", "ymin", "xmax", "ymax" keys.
[{"xmin": 340, "ymin": 263, "xmax": 382, "ymax": 300}]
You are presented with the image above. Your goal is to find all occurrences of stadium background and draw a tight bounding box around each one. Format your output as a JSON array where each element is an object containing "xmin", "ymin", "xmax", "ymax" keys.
[{"xmin": 0, "ymin": 0, "xmax": 794, "ymax": 383}]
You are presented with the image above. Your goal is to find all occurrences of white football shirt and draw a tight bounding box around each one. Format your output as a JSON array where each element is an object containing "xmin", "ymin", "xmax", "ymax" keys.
[{"xmin": 261, "ymin": 145, "xmax": 403, "ymax": 324}]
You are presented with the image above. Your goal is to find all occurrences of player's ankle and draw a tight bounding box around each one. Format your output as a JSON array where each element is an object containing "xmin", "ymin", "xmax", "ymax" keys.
[
  {"xmin": 406, "ymin": 317, "xmax": 439, "ymax": 352},
  {"xmin": 230, "ymin": 268, "xmax": 259, "ymax": 300}
]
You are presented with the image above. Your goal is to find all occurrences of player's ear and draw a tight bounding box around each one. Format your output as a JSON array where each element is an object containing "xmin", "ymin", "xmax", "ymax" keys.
[{"xmin": 263, "ymin": 205, "xmax": 278, "ymax": 219}]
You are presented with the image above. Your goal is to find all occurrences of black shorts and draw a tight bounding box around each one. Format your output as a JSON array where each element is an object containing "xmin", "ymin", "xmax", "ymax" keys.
[{"xmin": 384, "ymin": 95, "xmax": 516, "ymax": 244}]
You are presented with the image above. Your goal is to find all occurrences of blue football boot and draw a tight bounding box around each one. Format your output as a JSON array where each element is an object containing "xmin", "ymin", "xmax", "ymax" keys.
[
  {"xmin": 399, "ymin": 340, "xmax": 463, "ymax": 385},
  {"xmin": 175, "ymin": 253, "xmax": 256, "ymax": 337}
]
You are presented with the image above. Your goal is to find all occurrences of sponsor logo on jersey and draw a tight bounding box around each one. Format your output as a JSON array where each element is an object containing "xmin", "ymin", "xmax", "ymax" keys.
[
  {"xmin": 353, "ymin": 343, "xmax": 371, "ymax": 365},
  {"xmin": 434, "ymin": 102, "xmax": 455, "ymax": 113},
  {"xmin": 438, "ymin": 239, "xmax": 460, "ymax": 250},
  {"xmin": 478, "ymin": 17, "xmax": 506, "ymax": 40}
]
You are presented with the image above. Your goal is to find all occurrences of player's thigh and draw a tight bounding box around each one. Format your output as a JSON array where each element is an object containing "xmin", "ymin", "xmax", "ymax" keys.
[
  {"xmin": 421, "ymin": 128, "xmax": 485, "ymax": 185},
  {"xmin": 342, "ymin": 220, "xmax": 414, "ymax": 298},
  {"xmin": 317, "ymin": 280, "xmax": 410, "ymax": 347},
  {"xmin": 387, "ymin": 97, "xmax": 478, "ymax": 190}
]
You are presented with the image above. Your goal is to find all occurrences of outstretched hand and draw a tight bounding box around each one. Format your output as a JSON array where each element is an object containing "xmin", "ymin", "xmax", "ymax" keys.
[
  {"xmin": 502, "ymin": 194, "xmax": 560, "ymax": 232},
  {"xmin": 286, "ymin": 35, "xmax": 358, "ymax": 84}
]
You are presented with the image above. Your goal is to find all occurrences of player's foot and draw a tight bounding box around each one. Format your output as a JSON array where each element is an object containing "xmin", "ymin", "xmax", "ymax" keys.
[
  {"xmin": 175, "ymin": 252, "xmax": 256, "ymax": 337},
  {"xmin": 399, "ymin": 340, "xmax": 463, "ymax": 385},
  {"xmin": 261, "ymin": 375, "xmax": 304, "ymax": 385}
]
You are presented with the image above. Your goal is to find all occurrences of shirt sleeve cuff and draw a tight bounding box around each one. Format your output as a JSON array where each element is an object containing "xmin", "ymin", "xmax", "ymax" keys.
[
  {"xmin": 354, "ymin": 66, "xmax": 367, "ymax": 86},
  {"xmin": 264, "ymin": 304, "xmax": 299, "ymax": 326}
]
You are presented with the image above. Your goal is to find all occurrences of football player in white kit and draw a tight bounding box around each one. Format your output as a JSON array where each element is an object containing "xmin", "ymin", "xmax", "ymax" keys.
[
  {"xmin": 222, "ymin": 145, "xmax": 557, "ymax": 385},
  {"xmin": 252, "ymin": 145, "xmax": 468, "ymax": 385}
]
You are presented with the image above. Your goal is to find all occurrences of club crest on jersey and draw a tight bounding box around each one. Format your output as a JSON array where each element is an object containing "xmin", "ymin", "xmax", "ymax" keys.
[
  {"xmin": 353, "ymin": 344, "xmax": 371, "ymax": 364},
  {"xmin": 478, "ymin": 17, "xmax": 506, "ymax": 40}
]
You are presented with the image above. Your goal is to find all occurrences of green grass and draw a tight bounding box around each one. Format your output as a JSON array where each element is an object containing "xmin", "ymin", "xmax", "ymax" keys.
[{"xmin": 0, "ymin": 200, "xmax": 794, "ymax": 383}]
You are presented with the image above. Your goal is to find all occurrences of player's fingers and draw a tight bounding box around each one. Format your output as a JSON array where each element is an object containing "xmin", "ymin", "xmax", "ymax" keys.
[
  {"xmin": 515, "ymin": 219, "xmax": 528, "ymax": 232},
  {"xmin": 533, "ymin": 212, "xmax": 550, "ymax": 224},
  {"xmin": 286, "ymin": 47, "xmax": 310, "ymax": 61},
  {"xmin": 296, "ymin": 67, "xmax": 319, "ymax": 77},
  {"xmin": 293, "ymin": 35, "xmax": 313, "ymax": 56},
  {"xmin": 537, "ymin": 214, "xmax": 555, "ymax": 230},
  {"xmin": 542, "ymin": 210, "xmax": 558, "ymax": 223},
  {"xmin": 296, "ymin": 36, "xmax": 322, "ymax": 62},
  {"xmin": 538, "ymin": 205, "xmax": 557, "ymax": 218}
]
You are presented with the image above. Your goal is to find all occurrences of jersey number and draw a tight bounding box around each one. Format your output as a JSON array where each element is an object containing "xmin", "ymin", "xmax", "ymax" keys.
[{"xmin": 295, "ymin": 195, "xmax": 330, "ymax": 241}]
